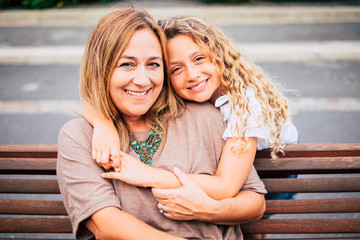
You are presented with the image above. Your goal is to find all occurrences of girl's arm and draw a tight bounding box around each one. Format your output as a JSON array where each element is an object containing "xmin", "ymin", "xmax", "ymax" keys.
[
  {"xmin": 191, "ymin": 137, "xmax": 257, "ymax": 199},
  {"xmin": 83, "ymin": 101, "xmax": 121, "ymax": 170},
  {"xmin": 103, "ymin": 137, "xmax": 257, "ymax": 200},
  {"xmin": 85, "ymin": 206, "xmax": 185, "ymax": 239}
]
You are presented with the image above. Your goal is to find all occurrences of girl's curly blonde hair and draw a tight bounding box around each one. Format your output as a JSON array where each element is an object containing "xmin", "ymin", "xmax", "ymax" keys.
[{"xmin": 159, "ymin": 16, "xmax": 294, "ymax": 158}]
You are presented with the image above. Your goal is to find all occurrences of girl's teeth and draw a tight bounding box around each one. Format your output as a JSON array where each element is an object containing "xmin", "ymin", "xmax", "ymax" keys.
[
  {"xmin": 126, "ymin": 90, "xmax": 147, "ymax": 96},
  {"xmin": 191, "ymin": 80, "xmax": 206, "ymax": 90}
]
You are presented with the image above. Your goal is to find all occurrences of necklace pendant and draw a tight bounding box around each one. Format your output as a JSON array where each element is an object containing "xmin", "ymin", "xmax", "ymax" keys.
[{"xmin": 129, "ymin": 122, "xmax": 163, "ymax": 165}]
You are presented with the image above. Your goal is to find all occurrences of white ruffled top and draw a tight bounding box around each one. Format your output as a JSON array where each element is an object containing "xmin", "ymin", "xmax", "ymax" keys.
[{"xmin": 214, "ymin": 88, "xmax": 298, "ymax": 150}]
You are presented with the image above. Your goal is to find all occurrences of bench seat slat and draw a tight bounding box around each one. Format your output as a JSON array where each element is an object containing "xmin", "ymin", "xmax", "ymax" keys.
[
  {"xmin": 0, "ymin": 199, "xmax": 66, "ymax": 215},
  {"xmin": 1, "ymin": 143, "xmax": 359, "ymax": 158},
  {"xmin": 265, "ymin": 198, "xmax": 360, "ymax": 214},
  {"xmin": 0, "ymin": 218, "xmax": 72, "ymax": 233},
  {"xmin": 263, "ymin": 177, "xmax": 360, "ymax": 193},
  {"xmin": 255, "ymin": 156, "xmax": 360, "ymax": 174},
  {"xmin": 0, "ymin": 145, "xmax": 57, "ymax": 158},
  {"xmin": 0, "ymin": 179, "xmax": 59, "ymax": 193},
  {"xmin": 2, "ymin": 177, "xmax": 360, "ymax": 194},
  {"xmin": 244, "ymin": 238, "xmax": 360, "ymax": 240},
  {"xmin": 0, "ymin": 158, "xmax": 56, "ymax": 175},
  {"xmin": 241, "ymin": 218, "xmax": 360, "ymax": 234},
  {"xmin": 255, "ymin": 143, "xmax": 360, "ymax": 158},
  {"xmin": 1, "ymin": 198, "xmax": 358, "ymax": 216}
]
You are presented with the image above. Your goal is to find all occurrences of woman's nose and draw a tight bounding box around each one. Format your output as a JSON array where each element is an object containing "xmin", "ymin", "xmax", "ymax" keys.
[{"xmin": 133, "ymin": 66, "xmax": 150, "ymax": 85}]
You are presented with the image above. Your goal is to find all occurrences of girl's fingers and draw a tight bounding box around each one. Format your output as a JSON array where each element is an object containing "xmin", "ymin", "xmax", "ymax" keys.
[
  {"xmin": 96, "ymin": 150, "xmax": 102, "ymax": 166},
  {"xmin": 101, "ymin": 172, "xmax": 119, "ymax": 179},
  {"xmin": 92, "ymin": 149, "xmax": 97, "ymax": 161}
]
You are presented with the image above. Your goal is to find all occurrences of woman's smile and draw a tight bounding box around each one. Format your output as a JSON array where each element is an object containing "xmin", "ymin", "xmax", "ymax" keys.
[{"xmin": 124, "ymin": 88, "xmax": 151, "ymax": 98}]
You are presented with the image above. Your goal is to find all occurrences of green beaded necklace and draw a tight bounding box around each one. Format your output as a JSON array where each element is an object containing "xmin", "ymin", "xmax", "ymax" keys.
[{"xmin": 129, "ymin": 120, "xmax": 163, "ymax": 165}]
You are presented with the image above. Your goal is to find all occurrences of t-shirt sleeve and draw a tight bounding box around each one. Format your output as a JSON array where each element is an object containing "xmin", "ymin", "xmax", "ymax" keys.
[
  {"xmin": 240, "ymin": 166, "xmax": 267, "ymax": 194},
  {"xmin": 56, "ymin": 118, "xmax": 121, "ymax": 240}
]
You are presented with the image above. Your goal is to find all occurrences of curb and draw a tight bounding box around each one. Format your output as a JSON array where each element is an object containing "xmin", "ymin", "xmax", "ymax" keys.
[{"xmin": 1, "ymin": 6, "xmax": 360, "ymax": 26}]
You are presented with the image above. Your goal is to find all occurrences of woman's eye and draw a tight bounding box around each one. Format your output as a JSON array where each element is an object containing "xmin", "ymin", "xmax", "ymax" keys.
[
  {"xmin": 119, "ymin": 62, "xmax": 133, "ymax": 68},
  {"xmin": 148, "ymin": 62, "xmax": 161, "ymax": 68}
]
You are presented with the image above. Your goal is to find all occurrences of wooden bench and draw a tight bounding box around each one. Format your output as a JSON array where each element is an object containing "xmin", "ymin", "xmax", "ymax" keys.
[{"xmin": 0, "ymin": 143, "xmax": 359, "ymax": 239}]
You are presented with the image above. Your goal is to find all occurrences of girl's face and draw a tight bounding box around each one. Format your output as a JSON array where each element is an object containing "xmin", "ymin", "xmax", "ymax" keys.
[
  {"xmin": 167, "ymin": 35, "xmax": 220, "ymax": 103},
  {"xmin": 109, "ymin": 28, "xmax": 164, "ymax": 123}
]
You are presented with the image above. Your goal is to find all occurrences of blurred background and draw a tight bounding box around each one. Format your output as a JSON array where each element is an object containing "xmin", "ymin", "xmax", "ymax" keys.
[
  {"xmin": 0, "ymin": 0, "xmax": 359, "ymax": 239},
  {"xmin": 1, "ymin": 0, "xmax": 359, "ymax": 145}
]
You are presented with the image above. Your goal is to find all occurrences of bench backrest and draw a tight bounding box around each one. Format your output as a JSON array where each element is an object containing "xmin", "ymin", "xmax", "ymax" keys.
[{"xmin": 0, "ymin": 144, "xmax": 359, "ymax": 239}]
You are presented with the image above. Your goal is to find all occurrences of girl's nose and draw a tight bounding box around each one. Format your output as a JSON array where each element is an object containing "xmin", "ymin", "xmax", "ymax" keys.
[{"xmin": 186, "ymin": 66, "xmax": 200, "ymax": 81}]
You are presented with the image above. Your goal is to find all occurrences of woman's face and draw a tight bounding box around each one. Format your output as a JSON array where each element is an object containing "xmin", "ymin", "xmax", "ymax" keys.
[
  {"xmin": 110, "ymin": 28, "xmax": 164, "ymax": 122},
  {"xmin": 167, "ymin": 35, "xmax": 220, "ymax": 103}
]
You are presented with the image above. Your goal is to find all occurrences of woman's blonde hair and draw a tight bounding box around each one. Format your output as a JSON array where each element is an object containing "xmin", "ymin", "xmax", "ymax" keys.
[
  {"xmin": 159, "ymin": 16, "xmax": 293, "ymax": 158},
  {"xmin": 80, "ymin": 7, "xmax": 183, "ymax": 152}
]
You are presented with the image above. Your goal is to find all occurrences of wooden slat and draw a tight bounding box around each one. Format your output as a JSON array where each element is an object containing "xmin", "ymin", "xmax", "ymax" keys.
[
  {"xmin": 256, "ymin": 143, "xmax": 360, "ymax": 158},
  {"xmin": 1, "ymin": 143, "xmax": 359, "ymax": 159},
  {"xmin": 0, "ymin": 218, "xmax": 72, "ymax": 233},
  {"xmin": 0, "ymin": 199, "xmax": 67, "ymax": 215},
  {"xmin": 265, "ymin": 198, "xmax": 360, "ymax": 214},
  {"xmin": 0, "ymin": 239, "xmax": 72, "ymax": 240},
  {"xmin": 263, "ymin": 177, "xmax": 360, "ymax": 193},
  {"xmin": 0, "ymin": 145, "xmax": 57, "ymax": 158},
  {"xmin": 0, "ymin": 158, "xmax": 57, "ymax": 175},
  {"xmin": 255, "ymin": 156, "xmax": 360, "ymax": 174},
  {"xmin": 1, "ymin": 178, "xmax": 359, "ymax": 194},
  {"xmin": 0, "ymin": 179, "xmax": 59, "ymax": 194},
  {"xmin": 241, "ymin": 218, "xmax": 360, "ymax": 234},
  {"xmin": 244, "ymin": 238, "xmax": 360, "ymax": 240}
]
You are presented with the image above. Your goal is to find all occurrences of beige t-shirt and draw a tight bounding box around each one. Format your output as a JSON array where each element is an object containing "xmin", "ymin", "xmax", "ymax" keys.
[{"xmin": 57, "ymin": 102, "xmax": 266, "ymax": 240}]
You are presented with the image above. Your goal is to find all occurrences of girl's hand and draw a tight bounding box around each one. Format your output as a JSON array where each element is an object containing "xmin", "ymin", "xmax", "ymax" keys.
[
  {"xmin": 92, "ymin": 120, "xmax": 120, "ymax": 170},
  {"xmin": 102, "ymin": 152, "xmax": 156, "ymax": 188},
  {"xmin": 152, "ymin": 167, "xmax": 217, "ymax": 222}
]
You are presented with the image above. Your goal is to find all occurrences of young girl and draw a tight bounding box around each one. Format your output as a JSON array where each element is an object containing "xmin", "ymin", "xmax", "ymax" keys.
[{"xmin": 84, "ymin": 16, "xmax": 298, "ymax": 200}]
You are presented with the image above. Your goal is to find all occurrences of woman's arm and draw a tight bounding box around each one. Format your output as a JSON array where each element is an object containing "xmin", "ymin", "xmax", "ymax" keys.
[
  {"xmin": 83, "ymin": 100, "xmax": 120, "ymax": 170},
  {"xmin": 152, "ymin": 167, "xmax": 265, "ymax": 225},
  {"xmin": 85, "ymin": 206, "xmax": 185, "ymax": 240}
]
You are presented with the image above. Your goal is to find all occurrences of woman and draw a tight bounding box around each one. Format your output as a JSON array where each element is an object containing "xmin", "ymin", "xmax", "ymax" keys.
[{"xmin": 57, "ymin": 7, "xmax": 266, "ymax": 239}]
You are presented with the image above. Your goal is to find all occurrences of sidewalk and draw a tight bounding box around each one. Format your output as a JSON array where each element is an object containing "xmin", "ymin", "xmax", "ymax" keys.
[
  {"xmin": 1, "ymin": 2, "xmax": 360, "ymax": 65},
  {"xmin": 1, "ymin": 2, "xmax": 360, "ymax": 26}
]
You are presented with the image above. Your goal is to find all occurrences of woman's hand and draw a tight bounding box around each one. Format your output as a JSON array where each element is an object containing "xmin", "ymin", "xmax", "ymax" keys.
[
  {"xmin": 101, "ymin": 151, "xmax": 157, "ymax": 188},
  {"xmin": 152, "ymin": 167, "xmax": 218, "ymax": 222},
  {"xmin": 92, "ymin": 119, "xmax": 120, "ymax": 170}
]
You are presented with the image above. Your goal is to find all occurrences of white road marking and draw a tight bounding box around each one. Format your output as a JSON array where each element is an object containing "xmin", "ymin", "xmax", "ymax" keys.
[
  {"xmin": 0, "ymin": 98, "xmax": 359, "ymax": 115},
  {"xmin": 1, "ymin": 41, "xmax": 360, "ymax": 65}
]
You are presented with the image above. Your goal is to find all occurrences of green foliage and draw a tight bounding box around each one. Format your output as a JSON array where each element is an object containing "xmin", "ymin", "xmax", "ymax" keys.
[{"xmin": 0, "ymin": 0, "xmax": 114, "ymax": 9}]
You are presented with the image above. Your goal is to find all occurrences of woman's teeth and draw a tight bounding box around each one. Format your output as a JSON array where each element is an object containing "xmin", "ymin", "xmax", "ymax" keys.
[
  {"xmin": 190, "ymin": 80, "xmax": 206, "ymax": 90},
  {"xmin": 126, "ymin": 90, "xmax": 148, "ymax": 96}
]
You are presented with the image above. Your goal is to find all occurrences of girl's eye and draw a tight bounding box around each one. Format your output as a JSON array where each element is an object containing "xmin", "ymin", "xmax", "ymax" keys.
[
  {"xmin": 195, "ymin": 56, "xmax": 205, "ymax": 62},
  {"xmin": 171, "ymin": 67, "xmax": 181, "ymax": 74}
]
